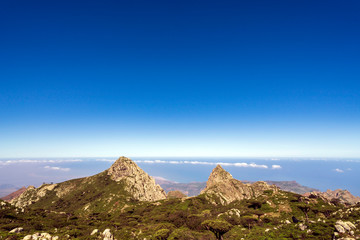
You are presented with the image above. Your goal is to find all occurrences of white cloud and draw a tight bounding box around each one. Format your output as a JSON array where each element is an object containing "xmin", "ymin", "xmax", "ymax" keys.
[
  {"xmin": 334, "ymin": 168, "xmax": 344, "ymax": 173},
  {"xmin": 153, "ymin": 176, "xmax": 168, "ymax": 181},
  {"xmin": 271, "ymin": 165, "xmax": 282, "ymax": 169},
  {"xmin": 134, "ymin": 160, "xmax": 269, "ymax": 169},
  {"xmin": 0, "ymin": 159, "xmax": 82, "ymax": 166},
  {"xmin": 95, "ymin": 158, "xmax": 115, "ymax": 162},
  {"xmin": 44, "ymin": 166, "xmax": 70, "ymax": 171}
]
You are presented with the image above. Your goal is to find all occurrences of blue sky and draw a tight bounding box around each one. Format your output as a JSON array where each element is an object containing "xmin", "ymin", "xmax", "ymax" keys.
[{"xmin": 1, "ymin": 0, "xmax": 359, "ymax": 158}]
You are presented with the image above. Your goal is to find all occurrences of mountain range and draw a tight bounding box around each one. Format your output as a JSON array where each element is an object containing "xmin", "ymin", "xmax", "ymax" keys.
[{"xmin": 1, "ymin": 156, "xmax": 359, "ymax": 240}]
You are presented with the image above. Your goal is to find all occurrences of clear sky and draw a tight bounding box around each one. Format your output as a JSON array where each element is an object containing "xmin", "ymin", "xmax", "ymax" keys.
[{"xmin": 1, "ymin": 0, "xmax": 359, "ymax": 158}]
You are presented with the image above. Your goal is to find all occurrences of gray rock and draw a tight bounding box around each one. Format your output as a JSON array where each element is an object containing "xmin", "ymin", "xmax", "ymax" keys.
[
  {"xmin": 9, "ymin": 227, "xmax": 23, "ymax": 233},
  {"xmin": 298, "ymin": 223, "xmax": 307, "ymax": 231},
  {"xmin": 102, "ymin": 229, "xmax": 114, "ymax": 240},
  {"xmin": 335, "ymin": 224, "xmax": 345, "ymax": 233}
]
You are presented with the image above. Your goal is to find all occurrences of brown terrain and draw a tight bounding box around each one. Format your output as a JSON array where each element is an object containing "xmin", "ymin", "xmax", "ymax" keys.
[{"xmin": 1, "ymin": 186, "xmax": 27, "ymax": 201}]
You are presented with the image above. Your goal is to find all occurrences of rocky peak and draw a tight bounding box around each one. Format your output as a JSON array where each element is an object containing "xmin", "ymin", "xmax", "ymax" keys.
[
  {"xmin": 201, "ymin": 164, "xmax": 278, "ymax": 205},
  {"xmin": 108, "ymin": 156, "xmax": 143, "ymax": 181},
  {"xmin": 107, "ymin": 156, "xmax": 166, "ymax": 201},
  {"xmin": 206, "ymin": 165, "xmax": 233, "ymax": 188}
]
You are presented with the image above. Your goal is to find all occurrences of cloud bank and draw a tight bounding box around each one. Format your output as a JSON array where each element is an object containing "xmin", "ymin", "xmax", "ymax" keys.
[
  {"xmin": 134, "ymin": 160, "xmax": 279, "ymax": 169},
  {"xmin": 44, "ymin": 166, "xmax": 70, "ymax": 171},
  {"xmin": 0, "ymin": 159, "xmax": 83, "ymax": 166}
]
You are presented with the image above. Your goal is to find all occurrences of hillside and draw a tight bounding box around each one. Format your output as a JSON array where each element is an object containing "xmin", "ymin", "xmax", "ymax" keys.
[
  {"xmin": 1, "ymin": 157, "xmax": 359, "ymax": 240},
  {"xmin": 10, "ymin": 156, "xmax": 166, "ymax": 213}
]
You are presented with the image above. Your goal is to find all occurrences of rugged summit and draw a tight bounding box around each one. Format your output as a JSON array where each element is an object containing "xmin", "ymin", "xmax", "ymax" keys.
[
  {"xmin": 107, "ymin": 156, "xmax": 166, "ymax": 201},
  {"xmin": 10, "ymin": 157, "xmax": 166, "ymax": 210},
  {"xmin": 304, "ymin": 189, "xmax": 360, "ymax": 205},
  {"xmin": 201, "ymin": 165, "xmax": 278, "ymax": 205}
]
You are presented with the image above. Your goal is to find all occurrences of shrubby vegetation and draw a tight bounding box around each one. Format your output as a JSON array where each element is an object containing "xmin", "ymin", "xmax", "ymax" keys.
[{"xmin": 1, "ymin": 187, "xmax": 359, "ymax": 239}]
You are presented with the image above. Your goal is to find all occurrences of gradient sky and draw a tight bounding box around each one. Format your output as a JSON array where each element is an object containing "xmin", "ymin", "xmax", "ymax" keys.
[{"xmin": 1, "ymin": 0, "xmax": 359, "ymax": 158}]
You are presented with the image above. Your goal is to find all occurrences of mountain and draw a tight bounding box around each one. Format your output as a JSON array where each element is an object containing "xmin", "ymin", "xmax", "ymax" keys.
[
  {"xmin": 200, "ymin": 165, "xmax": 279, "ymax": 205},
  {"xmin": 156, "ymin": 177, "xmax": 319, "ymax": 197},
  {"xmin": 304, "ymin": 189, "xmax": 360, "ymax": 205},
  {"xmin": 10, "ymin": 156, "xmax": 166, "ymax": 211},
  {"xmin": 1, "ymin": 158, "xmax": 360, "ymax": 240},
  {"xmin": 154, "ymin": 177, "xmax": 206, "ymax": 196},
  {"xmin": 264, "ymin": 180, "xmax": 319, "ymax": 194},
  {"xmin": 0, "ymin": 186, "xmax": 27, "ymax": 201},
  {"xmin": 0, "ymin": 184, "xmax": 19, "ymax": 198},
  {"xmin": 107, "ymin": 156, "xmax": 166, "ymax": 201}
]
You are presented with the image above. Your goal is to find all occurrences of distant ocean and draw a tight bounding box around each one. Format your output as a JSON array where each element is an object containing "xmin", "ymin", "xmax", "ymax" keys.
[{"xmin": 0, "ymin": 157, "xmax": 359, "ymax": 197}]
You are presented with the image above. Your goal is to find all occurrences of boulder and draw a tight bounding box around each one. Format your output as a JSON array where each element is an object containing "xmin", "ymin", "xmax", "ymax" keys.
[
  {"xmin": 102, "ymin": 229, "xmax": 114, "ymax": 240},
  {"xmin": 335, "ymin": 224, "xmax": 346, "ymax": 234},
  {"xmin": 9, "ymin": 227, "xmax": 23, "ymax": 233}
]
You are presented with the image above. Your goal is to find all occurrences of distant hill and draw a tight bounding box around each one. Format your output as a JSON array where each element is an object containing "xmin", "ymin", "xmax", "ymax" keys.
[
  {"xmin": 0, "ymin": 184, "xmax": 19, "ymax": 198},
  {"xmin": 154, "ymin": 177, "xmax": 206, "ymax": 196},
  {"xmin": 265, "ymin": 180, "xmax": 319, "ymax": 194},
  {"xmin": 155, "ymin": 178, "xmax": 318, "ymax": 196},
  {"xmin": 1, "ymin": 186, "xmax": 27, "ymax": 201}
]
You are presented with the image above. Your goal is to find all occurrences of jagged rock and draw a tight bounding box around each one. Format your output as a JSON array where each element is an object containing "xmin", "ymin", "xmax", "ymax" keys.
[
  {"xmin": 335, "ymin": 224, "xmax": 346, "ymax": 233},
  {"xmin": 91, "ymin": 229, "xmax": 99, "ymax": 235},
  {"xmin": 10, "ymin": 184, "xmax": 57, "ymax": 208},
  {"xmin": 201, "ymin": 165, "xmax": 279, "ymax": 205},
  {"xmin": 218, "ymin": 208, "xmax": 241, "ymax": 218},
  {"xmin": 304, "ymin": 189, "xmax": 360, "ymax": 205},
  {"xmin": 107, "ymin": 156, "xmax": 166, "ymax": 201},
  {"xmin": 9, "ymin": 227, "xmax": 23, "ymax": 233},
  {"xmin": 334, "ymin": 220, "xmax": 357, "ymax": 236},
  {"xmin": 102, "ymin": 229, "xmax": 114, "ymax": 240},
  {"xmin": 22, "ymin": 232, "xmax": 56, "ymax": 240}
]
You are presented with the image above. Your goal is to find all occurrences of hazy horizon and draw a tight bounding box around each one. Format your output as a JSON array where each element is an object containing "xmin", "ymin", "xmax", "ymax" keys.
[{"xmin": 1, "ymin": 156, "xmax": 360, "ymax": 197}]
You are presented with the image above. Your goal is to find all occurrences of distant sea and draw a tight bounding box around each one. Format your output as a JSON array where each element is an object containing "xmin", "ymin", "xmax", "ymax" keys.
[{"xmin": 0, "ymin": 157, "xmax": 359, "ymax": 197}]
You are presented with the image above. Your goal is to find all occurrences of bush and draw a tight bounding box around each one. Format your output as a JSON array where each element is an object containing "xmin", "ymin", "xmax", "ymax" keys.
[
  {"xmin": 201, "ymin": 219, "xmax": 232, "ymax": 240},
  {"xmin": 154, "ymin": 229, "xmax": 171, "ymax": 240}
]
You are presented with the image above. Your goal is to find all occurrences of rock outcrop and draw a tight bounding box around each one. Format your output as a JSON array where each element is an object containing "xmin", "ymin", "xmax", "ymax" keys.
[
  {"xmin": 201, "ymin": 165, "xmax": 279, "ymax": 205},
  {"xmin": 10, "ymin": 156, "xmax": 166, "ymax": 209},
  {"xmin": 22, "ymin": 232, "xmax": 59, "ymax": 240},
  {"xmin": 304, "ymin": 189, "xmax": 360, "ymax": 205},
  {"xmin": 11, "ymin": 184, "xmax": 57, "ymax": 208},
  {"xmin": 167, "ymin": 190, "xmax": 187, "ymax": 199},
  {"xmin": 107, "ymin": 156, "xmax": 166, "ymax": 201}
]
